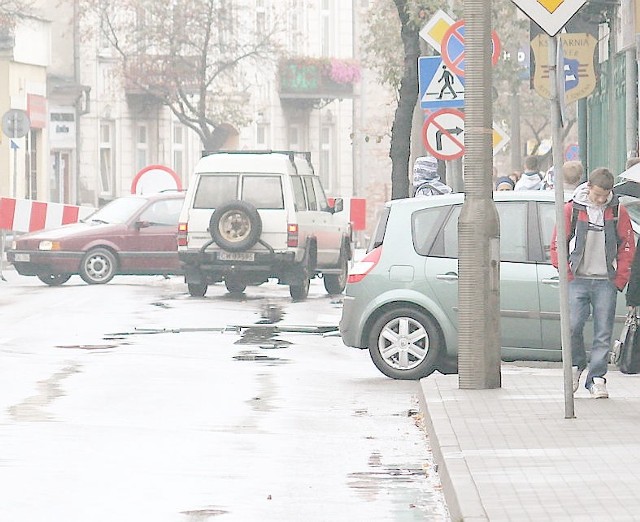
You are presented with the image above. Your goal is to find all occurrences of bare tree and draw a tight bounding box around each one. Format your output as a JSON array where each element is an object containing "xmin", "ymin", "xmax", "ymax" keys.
[{"xmin": 80, "ymin": 0, "xmax": 283, "ymax": 151}]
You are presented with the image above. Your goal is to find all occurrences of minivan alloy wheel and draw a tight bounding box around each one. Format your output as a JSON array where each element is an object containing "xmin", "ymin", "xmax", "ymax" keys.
[{"xmin": 368, "ymin": 307, "xmax": 441, "ymax": 380}]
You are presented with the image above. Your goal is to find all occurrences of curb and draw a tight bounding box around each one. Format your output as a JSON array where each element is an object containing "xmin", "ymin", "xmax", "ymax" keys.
[{"xmin": 419, "ymin": 377, "xmax": 488, "ymax": 522}]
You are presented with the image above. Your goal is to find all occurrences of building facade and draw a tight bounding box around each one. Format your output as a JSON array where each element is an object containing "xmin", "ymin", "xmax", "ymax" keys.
[{"xmin": 0, "ymin": 0, "xmax": 394, "ymax": 243}]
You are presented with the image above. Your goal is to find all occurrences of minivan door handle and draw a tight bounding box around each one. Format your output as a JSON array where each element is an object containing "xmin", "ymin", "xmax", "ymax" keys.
[
  {"xmin": 541, "ymin": 277, "xmax": 559, "ymax": 285},
  {"xmin": 436, "ymin": 272, "xmax": 459, "ymax": 281}
]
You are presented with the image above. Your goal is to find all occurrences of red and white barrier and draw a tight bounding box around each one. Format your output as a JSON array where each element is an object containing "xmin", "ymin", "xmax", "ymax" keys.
[{"xmin": 0, "ymin": 198, "xmax": 96, "ymax": 233}]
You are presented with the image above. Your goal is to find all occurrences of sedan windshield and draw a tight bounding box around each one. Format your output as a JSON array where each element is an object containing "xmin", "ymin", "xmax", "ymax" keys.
[{"xmin": 85, "ymin": 197, "xmax": 147, "ymax": 224}]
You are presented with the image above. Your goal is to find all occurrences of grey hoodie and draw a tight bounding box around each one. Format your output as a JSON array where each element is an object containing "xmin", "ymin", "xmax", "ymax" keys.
[{"xmin": 570, "ymin": 182, "xmax": 612, "ymax": 278}]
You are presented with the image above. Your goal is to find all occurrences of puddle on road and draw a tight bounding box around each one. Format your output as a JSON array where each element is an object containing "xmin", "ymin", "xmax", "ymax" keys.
[
  {"xmin": 233, "ymin": 350, "xmax": 288, "ymax": 365},
  {"xmin": 180, "ymin": 507, "xmax": 228, "ymax": 520},
  {"xmin": 8, "ymin": 363, "xmax": 81, "ymax": 422},
  {"xmin": 233, "ymin": 326, "xmax": 291, "ymax": 365},
  {"xmin": 55, "ymin": 344, "xmax": 119, "ymax": 350},
  {"xmin": 234, "ymin": 326, "xmax": 291, "ymax": 349}
]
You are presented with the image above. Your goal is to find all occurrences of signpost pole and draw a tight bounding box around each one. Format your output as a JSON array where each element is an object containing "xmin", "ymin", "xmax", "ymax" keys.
[
  {"xmin": 12, "ymin": 146, "xmax": 17, "ymax": 198},
  {"xmin": 549, "ymin": 34, "xmax": 575, "ymax": 419},
  {"xmin": 12, "ymin": 113, "xmax": 17, "ymax": 198}
]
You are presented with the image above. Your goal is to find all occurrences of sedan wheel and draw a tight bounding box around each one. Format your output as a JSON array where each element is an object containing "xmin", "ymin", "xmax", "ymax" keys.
[
  {"xmin": 368, "ymin": 307, "xmax": 441, "ymax": 380},
  {"xmin": 37, "ymin": 274, "xmax": 71, "ymax": 286},
  {"xmin": 79, "ymin": 248, "xmax": 117, "ymax": 285}
]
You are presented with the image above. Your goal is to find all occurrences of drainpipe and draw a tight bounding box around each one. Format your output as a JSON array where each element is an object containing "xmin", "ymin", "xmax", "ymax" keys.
[
  {"xmin": 73, "ymin": 0, "xmax": 81, "ymax": 205},
  {"xmin": 626, "ymin": 46, "xmax": 638, "ymax": 159}
]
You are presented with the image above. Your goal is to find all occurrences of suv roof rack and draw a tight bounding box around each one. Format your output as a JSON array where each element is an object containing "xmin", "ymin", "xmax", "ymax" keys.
[{"xmin": 201, "ymin": 150, "xmax": 312, "ymax": 163}]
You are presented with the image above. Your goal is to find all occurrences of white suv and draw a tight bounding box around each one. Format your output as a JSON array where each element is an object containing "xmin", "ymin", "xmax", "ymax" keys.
[{"xmin": 177, "ymin": 150, "xmax": 352, "ymax": 299}]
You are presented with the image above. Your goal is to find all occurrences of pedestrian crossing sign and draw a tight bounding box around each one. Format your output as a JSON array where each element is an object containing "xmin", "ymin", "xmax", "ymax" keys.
[{"xmin": 418, "ymin": 56, "xmax": 465, "ymax": 110}]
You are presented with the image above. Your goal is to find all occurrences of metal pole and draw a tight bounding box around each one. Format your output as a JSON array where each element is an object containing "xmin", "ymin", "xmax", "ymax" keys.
[
  {"xmin": 578, "ymin": 99, "xmax": 588, "ymax": 176},
  {"xmin": 0, "ymin": 230, "xmax": 6, "ymax": 282},
  {"xmin": 12, "ymin": 112, "xmax": 17, "ymax": 198},
  {"xmin": 12, "ymin": 146, "xmax": 17, "ymax": 199},
  {"xmin": 549, "ymin": 34, "xmax": 574, "ymax": 419},
  {"xmin": 510, "ymin": 85, "xmax": 522, "ymax": 172}
]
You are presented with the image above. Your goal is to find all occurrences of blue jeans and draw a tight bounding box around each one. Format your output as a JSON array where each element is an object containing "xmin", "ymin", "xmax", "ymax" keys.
[{"xmin": 569, "ymin": 278, "xmax": 617, "ymax": 388}]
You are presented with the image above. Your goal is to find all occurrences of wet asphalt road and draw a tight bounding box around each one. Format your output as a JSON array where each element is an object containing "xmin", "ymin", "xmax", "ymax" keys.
[{"xmin": 0, "ymin": 271, "xmax": 449, "ymax": 521}]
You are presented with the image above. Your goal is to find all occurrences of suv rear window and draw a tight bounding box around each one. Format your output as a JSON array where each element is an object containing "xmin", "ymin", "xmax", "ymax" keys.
[
  {"xmin": 194, "ymin": 175, "xmax": 238, "ymax": 209},
  {"xmin": 193, "ymin": 173, "xmax": 284, "ymax": 209}
]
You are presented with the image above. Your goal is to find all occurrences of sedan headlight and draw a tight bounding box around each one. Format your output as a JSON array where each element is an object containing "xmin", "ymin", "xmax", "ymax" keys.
[{"xmin": 39, "ymin": 241, "xmax": 61, "ymax": 251}]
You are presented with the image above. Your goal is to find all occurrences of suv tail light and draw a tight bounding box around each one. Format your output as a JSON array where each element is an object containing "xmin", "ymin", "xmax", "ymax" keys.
[
  {"xmin": 347, "ymin": 246, "xmax": 382, "ymax": 284},
  {"xmin": 177, "ymin": 222, "xmax": 188, "ymax": 247},
  {"xmin": 287, "ymin": 223, "xmax": 298, "ymax": 247}
]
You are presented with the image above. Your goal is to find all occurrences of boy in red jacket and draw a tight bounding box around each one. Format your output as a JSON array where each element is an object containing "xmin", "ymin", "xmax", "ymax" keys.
[{"xmin": 551, "ymin": 168, "xmax": 635, "ymax": 398}]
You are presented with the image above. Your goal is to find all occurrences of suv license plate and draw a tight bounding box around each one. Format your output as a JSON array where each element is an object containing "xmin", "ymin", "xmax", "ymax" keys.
[
  {"xmin": 218, "ymin": 251, "xmax": 255, "ymax": 262},
  {"xmin": 14, "ymin": 253, "xmax": 30, "ymax": 262}
]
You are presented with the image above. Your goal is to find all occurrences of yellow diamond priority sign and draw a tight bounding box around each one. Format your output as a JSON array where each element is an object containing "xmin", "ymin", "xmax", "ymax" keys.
[
  {"xmin": 511, "ymin": 0, "xmax": 587, "ymax": 37},
  {"xmin": 539, "ymin": 0, "xmax": 563, "ymax": 13}
]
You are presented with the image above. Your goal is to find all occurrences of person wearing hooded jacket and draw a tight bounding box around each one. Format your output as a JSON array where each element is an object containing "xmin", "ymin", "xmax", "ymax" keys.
[
  {"xmin": 412, "ymin": 155, "xmax": 453, "ymax": 196},
  {"xmin": 550, "ymin": 168, "xmax": 636, "ymax": 399}
]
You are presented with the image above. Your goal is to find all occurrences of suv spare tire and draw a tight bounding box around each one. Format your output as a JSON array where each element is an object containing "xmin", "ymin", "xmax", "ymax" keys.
[{"xmin": 209, "ymin": 200, "xmax": 262, "ymax": 252}]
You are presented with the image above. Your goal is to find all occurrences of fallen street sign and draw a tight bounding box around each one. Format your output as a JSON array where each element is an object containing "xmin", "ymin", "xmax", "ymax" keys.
[{"xmin": 511, "ymin": 0, "xmax": 587, "ymax": 37}]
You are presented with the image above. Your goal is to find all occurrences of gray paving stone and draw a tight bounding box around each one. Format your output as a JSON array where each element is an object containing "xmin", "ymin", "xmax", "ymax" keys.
[{"xmin": 420, "ymin": 364, "xmax": 640, "ymax": 522}]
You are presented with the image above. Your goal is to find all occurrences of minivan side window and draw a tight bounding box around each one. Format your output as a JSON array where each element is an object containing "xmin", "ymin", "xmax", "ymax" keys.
[
  {"xmin": 303, "ymin": 177, "xmax": 318, "ymax": 210},
  {"xmin": 243, "ymin": 175, "xmax": 284, "ymax": 209},
  {"xmin": 291, "ymin": 176, "xmax": 307, "ymax": 211},
  {"xmin": 194, "ymin": 174, "xmax": 237, "ymax": 209},
  {"xmin": 497, "ymin": 203, "xmax": 528, "ymax": 262},
  {"xmin": 434, "ymin": 202, "xmax": 528, "ymax": 261},
  {"xmin": 413, "ymin": 206, "xmax": 453, "ymax": 255},
  {"xmin": 538, "ymin": 201, "xmax": 556, "ymax": 262}
]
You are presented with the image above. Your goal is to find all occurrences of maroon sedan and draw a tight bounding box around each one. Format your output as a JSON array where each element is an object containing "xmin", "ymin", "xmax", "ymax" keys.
[{"xmin": 8, "ymin": 192, "xmax": 184, "ymax": 286}]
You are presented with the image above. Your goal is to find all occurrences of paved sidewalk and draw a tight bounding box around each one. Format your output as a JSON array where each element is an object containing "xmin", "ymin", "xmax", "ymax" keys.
[{"xmin": 420, "ymin": 364, "xmax": 640, "ymax": 521}]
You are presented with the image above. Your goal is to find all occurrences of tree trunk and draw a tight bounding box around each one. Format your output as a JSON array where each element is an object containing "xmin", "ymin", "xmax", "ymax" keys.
[{"xmin": 390, "ymin": 0, "xmax": 419, "ymax": 200}]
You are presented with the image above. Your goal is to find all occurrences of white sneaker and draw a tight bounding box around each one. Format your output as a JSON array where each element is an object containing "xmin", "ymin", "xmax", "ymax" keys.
[
  {"xmin": 572, "ymin": 366, "xmax": 583, "ymax": 393},
  {"xmin": 589, "ymin": 377, "xmax": 609, "ymax": 399}
]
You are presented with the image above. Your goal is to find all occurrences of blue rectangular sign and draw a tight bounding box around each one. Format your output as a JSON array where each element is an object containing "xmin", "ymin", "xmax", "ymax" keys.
[{"xmin": 418, "ymin": 56, "xmax": 465, "ymax": 110}]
